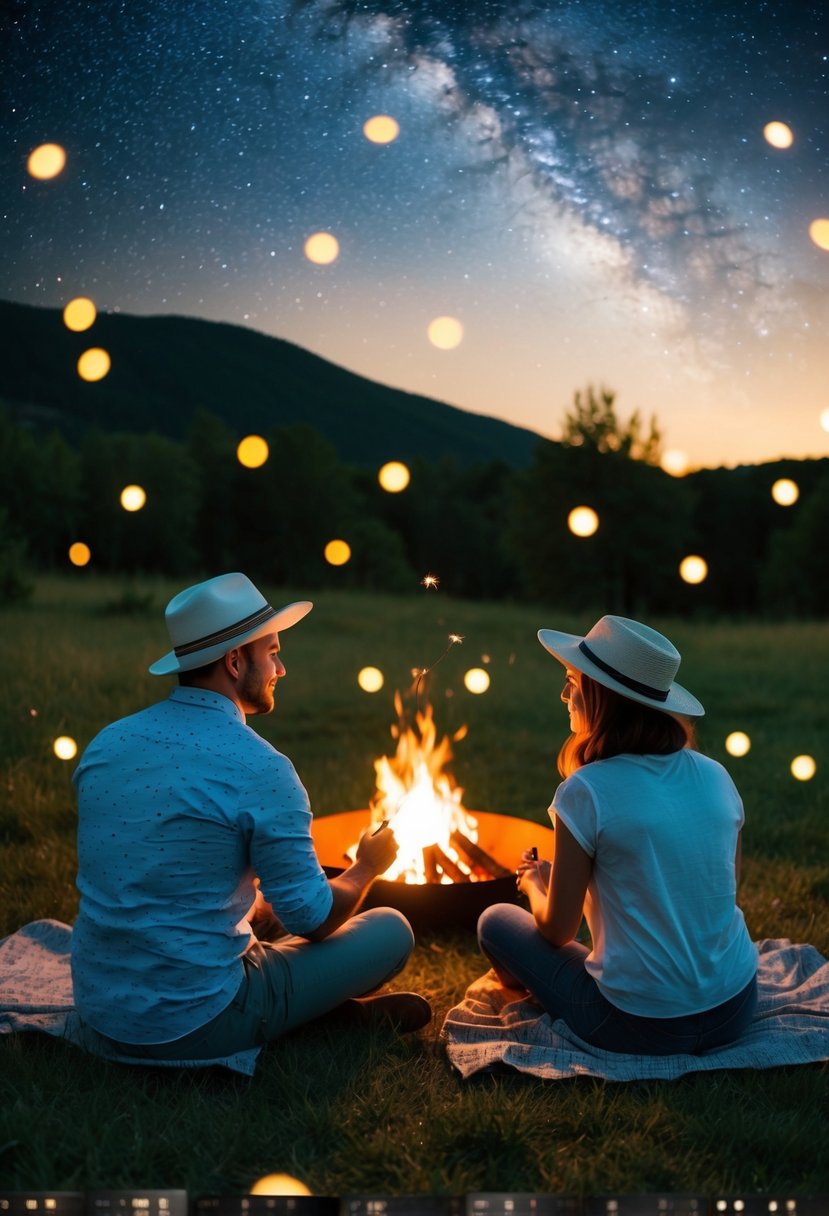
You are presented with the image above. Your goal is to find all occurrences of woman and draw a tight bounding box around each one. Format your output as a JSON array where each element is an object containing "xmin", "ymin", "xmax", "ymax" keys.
[{"xmin": 477, "ymin": 614, "xmax": 758, "ymax": 1055}]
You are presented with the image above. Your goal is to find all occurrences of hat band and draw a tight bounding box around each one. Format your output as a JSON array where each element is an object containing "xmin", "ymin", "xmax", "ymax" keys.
[
  {"xmin": 578, "ymin": 640, "xmax": 670, "ymax": 702},
  {"xmin": 174, "ymin": 604, "xmax": 276, "ymax": 658}
]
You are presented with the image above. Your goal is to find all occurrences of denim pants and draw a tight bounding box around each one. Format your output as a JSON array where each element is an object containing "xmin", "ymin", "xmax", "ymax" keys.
[
  {"xmin": 96, "ymin": 906, "xmax": 415, "ymax": 1060},
  {"xmin": 478, "ymin": 903, "xmax": 758, "ymax": 1055}
]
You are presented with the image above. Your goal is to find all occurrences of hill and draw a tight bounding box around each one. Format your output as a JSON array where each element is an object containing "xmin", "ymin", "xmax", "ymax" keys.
[{"xmin": 0, "ymin": 299, "xmax": 542, "ymax": 468}]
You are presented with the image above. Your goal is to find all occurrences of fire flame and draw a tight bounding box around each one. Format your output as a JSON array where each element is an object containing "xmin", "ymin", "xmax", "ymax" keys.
[{"xmin": 368, "ymin": 696, "xmax": 479, "ymax": 884}]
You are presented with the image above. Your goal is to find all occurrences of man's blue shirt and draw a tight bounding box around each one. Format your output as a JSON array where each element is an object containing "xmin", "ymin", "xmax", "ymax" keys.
[{"xmin": 71, "ymin": 686, "xmax": 333, "ymax": 1044}]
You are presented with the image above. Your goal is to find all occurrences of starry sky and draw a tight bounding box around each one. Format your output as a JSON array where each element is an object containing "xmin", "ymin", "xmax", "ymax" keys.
[{"xmin": 2, "ymin": 0, "xmax": 828, "ymax": 470}]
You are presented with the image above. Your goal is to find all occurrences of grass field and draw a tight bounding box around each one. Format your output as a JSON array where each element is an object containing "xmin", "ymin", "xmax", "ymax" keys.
[{"xmin": 1, "ymin": 576, "xmax": 828, "ymax": 1197}]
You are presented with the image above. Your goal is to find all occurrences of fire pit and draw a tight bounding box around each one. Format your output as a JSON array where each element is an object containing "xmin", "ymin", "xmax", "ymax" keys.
[{"xmin": 311, "ymin": 809, "xmax": 556, "ymax": 932}]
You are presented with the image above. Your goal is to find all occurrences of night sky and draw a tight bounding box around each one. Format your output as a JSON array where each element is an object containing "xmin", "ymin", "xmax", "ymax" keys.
[{"xmin": 2, "ymin": 0, "xmax": 828, "ymax": 469}]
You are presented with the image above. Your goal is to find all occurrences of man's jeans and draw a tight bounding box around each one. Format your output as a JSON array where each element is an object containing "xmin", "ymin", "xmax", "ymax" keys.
[
  {"xmin": 97, "ymin": 906, "xmax": 415, "ymax": 1059},
  {"xmin": 478, "ymin": 903, "xmax": 757, "ymax": 1055}
]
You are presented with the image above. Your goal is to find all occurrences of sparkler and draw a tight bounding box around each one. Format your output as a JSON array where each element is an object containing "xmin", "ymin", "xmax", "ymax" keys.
[
  {"xmin": 413, "ymin": 633, "xmax": 464, "ymax": 713},
  {"xmin": 420, "ymin": 573, "xmax": 440, "ymax": 589}
]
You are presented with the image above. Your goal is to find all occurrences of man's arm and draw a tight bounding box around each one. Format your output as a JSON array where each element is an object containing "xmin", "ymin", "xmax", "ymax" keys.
[{"xmin": 302, "ymin": 825, "xmax": 398, "ymax": 941}]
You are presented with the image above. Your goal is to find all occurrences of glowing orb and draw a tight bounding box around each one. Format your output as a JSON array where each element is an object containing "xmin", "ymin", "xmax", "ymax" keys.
[
  {"xmin": 771, "ymin": 478, "xmax": 799, "ymax": 506},
  {"xmin": 809, "ymin": 219, "xmax": 829, "ymax": 252},
  {"xmin": 378, "ymin": 461, "xmax": 410, "ymax": 493},
  {"xmin": 464, "ymin": 668, "xmax": 491, "ymax": 694},
  {"xmin": 304, "ymin": 232, "xmax": 339, "ymax": 264},
  {"xmin": 77, "ymin": 347, "xmax": 111, "ymax": 382},
  {"xmin": 68, "ymin": 542, "xmax": 91, "ymax": 567},
  {"xmin": 53, "ymin": 736, "xmax": 78, "ymax": 761},
  {"xmin": 62, "ymin": 297, "xmax": 96, "ymax": 332},
  {"xmin": 725, "ymin": 731, "xmax": 751, "ymax": 758},
  {"xmin": 324, "ymin": 538, "xmax": 351, "ymax": 566},
  {"xmin": 357, "ymin": 666, "xmax": 384, "ymax": 693},
  {"xmin": 236, "ymin": 434, "xmax": 269, "ymax": 469},
  {"xmin": 679, "ymin": 555, "xmax": 708, "ymax": 585},
  {"xmin": 27, "ymin": 143, "xmax": 67, "ymax": 180},
  {"xmin": 661, "ymin": 448, "xmax": 689, "ymax": 477},
  {"xmin": 791, "ymin": 754, "xmax": 816, "ymax": 782},
  {"xmin": 568, "ymin": 506, "xmax": 599, "ymax": 537},
  {"xmin": 249, "ymin": 1174, "xmax": 312, "ymax": 1197},
  {"xmin": 763, "ymin": 121, "xmax": 794, "ymax": 149},
  {"xmin": 427, "ymin": 315, "xmax": 464, "ymax": 350},
  {"xmin": 820, "ymin": 408, "xmax": 829, "ymax": 434},
  {"xmin": 120, "ymin": 484, "xmax": 147, "ymax": 512},
  {"xmin": 363, "ymin": 114, "xmax": 400, "ymax": 144}
]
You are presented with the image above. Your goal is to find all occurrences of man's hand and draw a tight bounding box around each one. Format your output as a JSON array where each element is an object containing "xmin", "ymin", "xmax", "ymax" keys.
[{"xmin": 355, "ymin": 824, "xmax": 398, "ymax": 878}]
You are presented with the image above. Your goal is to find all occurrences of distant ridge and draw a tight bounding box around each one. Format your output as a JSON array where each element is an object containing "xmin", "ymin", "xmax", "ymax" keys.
[{"xmin": 0, "ymin": 299, "xmax": 543, "ymax": 468}]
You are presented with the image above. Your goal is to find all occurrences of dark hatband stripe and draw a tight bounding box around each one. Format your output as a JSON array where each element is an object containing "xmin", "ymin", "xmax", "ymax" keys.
[
  {"xmin": 578, "ymin": 640, "xmax": 669, "ymax": 702},
  {"xmin": 174, "ymin": 604, "xmax": 276, "ymax": 657}
]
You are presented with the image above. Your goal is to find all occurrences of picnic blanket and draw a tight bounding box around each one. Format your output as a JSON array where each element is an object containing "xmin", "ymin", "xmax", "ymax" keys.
[
  {"xmin": 441, "ymin": 938, "xmax": 829, "ymax": 1081},
  {"xmin": 0, "ymin": 919, "xmax": 260, "ymax": 1075}
]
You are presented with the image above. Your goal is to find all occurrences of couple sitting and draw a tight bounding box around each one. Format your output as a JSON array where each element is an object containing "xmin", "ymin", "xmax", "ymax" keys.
[{"xmin": 71, "ymin": 573, "xmax": 757, "ymax": 1064}]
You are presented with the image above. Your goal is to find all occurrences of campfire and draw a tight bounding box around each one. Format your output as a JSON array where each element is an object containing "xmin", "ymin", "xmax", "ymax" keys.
[
  {"xmin": 357, "ymin": 696, "xmax": 511, "ymax": 884},
  {"xmin": 311, "ymin": 696, "xmax": 555, "ymax": 929}
]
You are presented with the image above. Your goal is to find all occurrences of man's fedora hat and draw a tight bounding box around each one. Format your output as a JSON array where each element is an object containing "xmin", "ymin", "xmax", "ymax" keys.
[
  {"xmin": 537, "ymin": 614, "xmax": 704, "ymax": 718},
  {"xmin": 149, "ymin": 572, "xmax": 312, "ymax": 676}
]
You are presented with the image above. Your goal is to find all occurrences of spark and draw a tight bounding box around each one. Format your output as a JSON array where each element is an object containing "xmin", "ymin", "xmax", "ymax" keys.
[
  {"xmin": 413, "ymin": 632, "xmax": 464, "ymax": 711},
  {"xmin": 421, "ymin": 573, "xmax": 440, "ymax": 589}
]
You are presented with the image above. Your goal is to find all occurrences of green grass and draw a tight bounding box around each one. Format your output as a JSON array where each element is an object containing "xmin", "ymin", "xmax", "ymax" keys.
[{"xmin": 1, "ymin": 576, "xmax": 828, "ymax": 1196}]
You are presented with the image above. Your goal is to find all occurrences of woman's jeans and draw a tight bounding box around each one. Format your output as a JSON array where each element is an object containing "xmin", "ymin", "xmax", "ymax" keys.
[
  {"xmin": 478, "ymin": 903, "xmax": 758, "ymax": 1055},
  {"xmin": 93, "ymin": 906, "xmax": 415, "ymax": 1061}
]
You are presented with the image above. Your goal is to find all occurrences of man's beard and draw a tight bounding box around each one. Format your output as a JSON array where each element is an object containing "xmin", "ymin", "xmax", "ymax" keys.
[{"xmin": 239, "ymin": 659, "xmax": 275, "ymax": 715}]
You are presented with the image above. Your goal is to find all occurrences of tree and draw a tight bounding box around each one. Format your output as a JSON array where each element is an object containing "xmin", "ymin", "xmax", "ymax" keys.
[{"xmin": 561, "ymin": 385, "xmax": 662, "ymax": 464}]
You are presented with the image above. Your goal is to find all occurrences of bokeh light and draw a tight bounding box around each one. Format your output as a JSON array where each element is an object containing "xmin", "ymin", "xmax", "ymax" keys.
[
  {"xmin": 378, "ymin": 460, "xmax": 410, "ymax": 492},
  {"xmin": 427, "ymin": 315, "xmax": 464, "ymax": 350},
  {"xmin": 771, "ymin": 478, "xmax": 799, "ymax": 506},
  {"xmin": 53, "ymin": 736, "xmax": 78, "ymax": 761},
  {"xmin": 236, "ymin": 434, "xmax": 269, "ymax": 468},
  {"xmin": 324, "ymin": 538, "xmax": 351, "ymax": 566},
  {"xmin": 27, "ymin": 142, "xmax": 66, "ymax": 179},
  {"xmin": 249, "ymin": 1175, "xmax": 312, "ymax": 1197},
  {"xmin": 304, "ymin": 231, "xmax": 339, "ymax": 264},
  {"xmin": 68, "ymin": 541, "xmax": 91, "ymax": 567},
  {"xmin": 679, "ymin": 555, "xmax": 708, "ymax": 584},
  {"xmin": 791, "ymin": 754, "xmax": 816, "ymax": 781},
  {"xmin": 725, "ymin": 731, "xmax": 751, "ymax": 758},
  {"xmin": 464, "ymin": 668, "xmax": 491, "ymax": 694},
  {"xmin": 363, "ymin": 114, "xmax": 400, "ymax": 144},
  {"xmin": 357, "ymin": 666, "xmax": 384, "ymax": 693},
  {"xmin": 62, "ymin": 297, "xmax": 97, "ymax": 332},
  {"xmin": 567, "ymin": 506, "xmax": 599, "ymax": 537},
  {"xmin": 809, "ymin": 219, "xmax": 829, "ymax": 252},
  {"xmin": 120, "ymin": 484, "xmax": 147, "ymax": 512},
  {"xmin": 661, "ymin": 448, "xmax": 690, "ymax": 476},
  {"xmin": 820, "ymin": 408, "xmax": 829, "ymax": 434},
  {"xmin": 763, "ymin": 121, "xmax": 794, "ymax": 149},
  {"xmin": 77, "ymin": 347, "xmax": 111, "ymax": 381}
]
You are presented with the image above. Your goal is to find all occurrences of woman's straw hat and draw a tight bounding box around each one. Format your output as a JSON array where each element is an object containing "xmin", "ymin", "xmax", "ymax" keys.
[{"xmin": 537, "ymin": 614, "xmax": 704, "ymax": 718}]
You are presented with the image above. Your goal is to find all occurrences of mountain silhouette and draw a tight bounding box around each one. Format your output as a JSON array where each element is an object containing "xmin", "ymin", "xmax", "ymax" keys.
[{"xmin": 0, "ymin": 299, "xmax": 542, "ymax": 468}]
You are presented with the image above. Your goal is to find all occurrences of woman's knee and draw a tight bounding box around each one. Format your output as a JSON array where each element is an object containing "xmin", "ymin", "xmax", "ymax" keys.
[{"xmin": 477, "ymin": 902, "xmax": 524, "ymax": 956}]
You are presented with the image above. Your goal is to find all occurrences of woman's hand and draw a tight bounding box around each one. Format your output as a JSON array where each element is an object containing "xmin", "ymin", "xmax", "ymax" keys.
[{"xmin": 515, "ymin": 850, "xmax": 551, "ymax": 896}]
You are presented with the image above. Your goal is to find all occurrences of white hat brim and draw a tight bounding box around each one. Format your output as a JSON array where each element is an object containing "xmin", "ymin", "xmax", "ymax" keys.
[
  {"xmin": 150, "ymin": 600, "xmax": 313, "ymax": 676},
  {"xmin": 537, "ymin": 627, "xmax": 705, "ymax": 718}
]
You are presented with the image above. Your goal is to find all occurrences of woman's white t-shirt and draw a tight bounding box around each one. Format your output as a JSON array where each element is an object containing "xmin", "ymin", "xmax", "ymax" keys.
[{"xmin": 551, "ymin": 748, "xmax": 757, "ymax": 1018}]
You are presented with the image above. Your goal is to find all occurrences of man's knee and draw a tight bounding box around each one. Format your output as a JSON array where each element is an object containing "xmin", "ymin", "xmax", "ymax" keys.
[{"xmin": 358, "ymin": 905, "xmax": 415, "ymax": 961}]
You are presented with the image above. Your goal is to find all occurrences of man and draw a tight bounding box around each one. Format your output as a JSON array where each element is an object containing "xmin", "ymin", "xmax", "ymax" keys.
[{"xmin": 71, "ymin": 572, "xmax": 430, "ymax": 1067}]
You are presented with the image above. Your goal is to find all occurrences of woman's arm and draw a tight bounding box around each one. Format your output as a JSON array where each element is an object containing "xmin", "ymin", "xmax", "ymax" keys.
[{"xmin": 518, "ymin": 816, "xmax": 592, "ymax": 947}]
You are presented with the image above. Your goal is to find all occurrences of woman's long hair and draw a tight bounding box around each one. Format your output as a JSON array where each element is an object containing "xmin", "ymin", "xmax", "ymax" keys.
[{"xmin": 558, "ymin": 670, "xmax": 696, "ymax": 778}]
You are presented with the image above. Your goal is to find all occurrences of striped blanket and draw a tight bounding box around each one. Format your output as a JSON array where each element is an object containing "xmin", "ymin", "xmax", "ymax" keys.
[{"xmin": 441, "ymin": 938, "xmax": 829, "ymax": 1080}]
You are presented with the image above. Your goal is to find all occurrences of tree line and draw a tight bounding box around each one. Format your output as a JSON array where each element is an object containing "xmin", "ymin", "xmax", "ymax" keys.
[{"xmin": 1, "ymin": 389, "xmax": 827, "ymax": 618}]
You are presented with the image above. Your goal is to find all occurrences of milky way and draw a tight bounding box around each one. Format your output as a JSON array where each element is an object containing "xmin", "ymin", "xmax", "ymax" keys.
[{"xmin": 2, "ymin": 0, "xmax": 828, "ymax": 466}]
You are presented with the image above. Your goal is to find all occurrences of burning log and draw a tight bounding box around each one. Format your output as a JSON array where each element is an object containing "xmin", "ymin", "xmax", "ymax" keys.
[
  {"xmin": 422, "ymin": 842, "xmax": 471, "ymax": 883},
  {"xmin": 450, "ymin": 829, "xmax": 512, "ymax": 880},
  {"xmin": 422, "ymin": 845, "xmax": 440, "ymax": 883}
]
